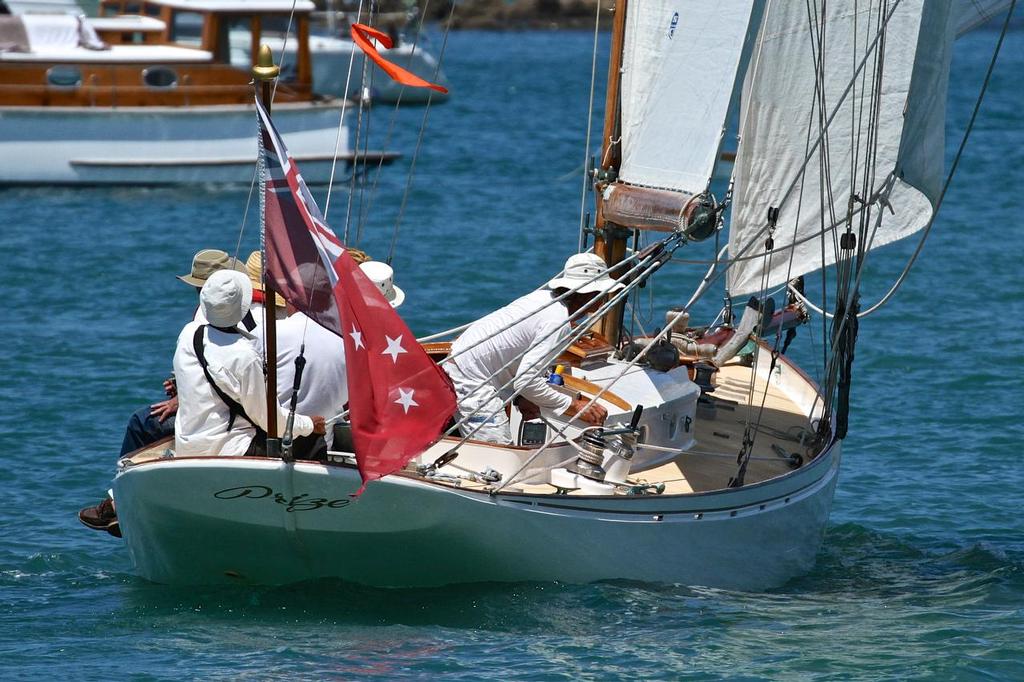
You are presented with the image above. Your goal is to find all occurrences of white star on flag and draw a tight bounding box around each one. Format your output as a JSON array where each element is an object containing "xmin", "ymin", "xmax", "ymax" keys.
[
  {"xmin": 349, "ymin": 325, "xmax": 364, "ymax": 350},
  {"xmin": 382, "ymin": 334, "xmax": 407, "ymax": 363},
  {"xmin": 394, "ymin": 388, "xmax": 418, "ymax": 414}
]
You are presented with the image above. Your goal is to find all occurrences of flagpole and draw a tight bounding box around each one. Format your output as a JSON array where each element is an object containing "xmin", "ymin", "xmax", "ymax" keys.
[{"xmin": 253, "ymin": 44, "xmax": 283, "ymax": 459}]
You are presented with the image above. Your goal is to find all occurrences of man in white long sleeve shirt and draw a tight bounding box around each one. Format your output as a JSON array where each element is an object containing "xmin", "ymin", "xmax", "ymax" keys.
[
  {"xmin": 173, "ymin": 270, "xmax": 325, "ymax": 457},
  {"xmin": 446, "ymin": 253, "xmax": 622, "ymax": 444}
]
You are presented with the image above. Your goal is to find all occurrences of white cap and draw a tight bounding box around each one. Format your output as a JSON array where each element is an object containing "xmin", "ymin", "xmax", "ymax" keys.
[
  {"xmin": 200, "ymin": 270, "xmax": 253, "ymax": 328},
  {"xmin": 546, "ymin": 253, "xmax": 625, "ymax": 295},
  {"xmin": 359, "ymin": 261, "xmax": 405, "ymax": 308}
]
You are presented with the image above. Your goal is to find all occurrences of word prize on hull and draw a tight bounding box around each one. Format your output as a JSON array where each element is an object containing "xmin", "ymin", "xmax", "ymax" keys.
[
  {"xmin": 92, "ymin": 0, "xmax": 1014, "ymax": 589},
  {"xmin": 0, "ymin": 1, "xmax": 397, "ymax": 185}
]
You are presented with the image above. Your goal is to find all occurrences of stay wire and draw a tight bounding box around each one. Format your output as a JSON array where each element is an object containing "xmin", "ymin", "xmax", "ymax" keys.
[
  {"xmin": 357, "ymin": 0, "xmax": 435, "ymax": 246},
  {"xmin": 577, "ymin": 0, "xmax": 603, "ymax": 251},
  {"xmin": 387, "ymin": 0, "xmax": 458, "ymax": 266},
  {"xmin": 855, "ymin": 0, "xmax": 1017, "ymax": 318}
]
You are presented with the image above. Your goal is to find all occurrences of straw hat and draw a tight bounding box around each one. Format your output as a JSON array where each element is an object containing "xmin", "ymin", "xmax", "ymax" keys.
[
  {"xmin": 177, "ymin": 249, "xmax": 246, "ymax": 288},
  {"xmin": 359, "ymin": 261, "xmax": 404, "ymax": 308},
  {"xmin": 546, "ymin": 253, "xmax": 625, "ymax": 295},
  {"xmin": 200, "ymin": 270, "xmax": 252, "ymax": 329},
  {"xmin": 245, "ymin": 251, "xmax": 287, "ymax": 309}
]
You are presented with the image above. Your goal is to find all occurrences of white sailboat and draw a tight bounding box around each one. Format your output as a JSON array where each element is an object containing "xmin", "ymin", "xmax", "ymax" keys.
[{"xmin": 102, "ymin": 0, "xmax": 1014, "ymax": 588}]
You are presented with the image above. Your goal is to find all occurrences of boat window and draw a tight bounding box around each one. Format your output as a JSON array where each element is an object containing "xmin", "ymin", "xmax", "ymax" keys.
[
  {"xmin": 46, "ymin": 66, "xmax": 82, "ymax": 88},
  {"xmin": 217, "ymin": 16, "xmax": 252, "ymax": 66},
  {"xmin": 142, "ymin": 67, "xmax": 177, "ymax": 88},
  {"xmin": 169, "ymin": 10, "xmax": 204, "ymax": 47}
]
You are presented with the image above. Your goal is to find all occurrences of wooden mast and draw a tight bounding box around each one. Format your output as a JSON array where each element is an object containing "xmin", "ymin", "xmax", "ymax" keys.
[
  {"xmin": 253, "ymin": 44, "xmax": 282, "ymax": 458},
  {"xmin": 593, "ymin": 0, "xmax": 629, "ymax": 345}
]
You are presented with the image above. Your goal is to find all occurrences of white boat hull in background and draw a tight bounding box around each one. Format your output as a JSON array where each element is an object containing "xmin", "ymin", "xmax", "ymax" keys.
[
  {"xmin": 0, "ymin": 101, "xmax": 350, "ymax": 185},
  {"xmin": 236, "ymin": 34, "xmax": 449, "ymax": 104},
  {"xmin": 113, "ymin": 442, "xmax": 839, "ymax": 589}
]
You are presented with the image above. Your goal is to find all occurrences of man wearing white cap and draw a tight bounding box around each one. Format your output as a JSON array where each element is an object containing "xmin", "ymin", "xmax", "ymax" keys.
[
  {"xmin": 445, "ymin": 253, "xmax": 620, "ymax": 444},
  {"xmin": 173, "ymin": 270, "xmax": 325, "ymax": 457},
  {"xmin": 275, "ymin": 260, "xmax": 404, "ymax": 456}
]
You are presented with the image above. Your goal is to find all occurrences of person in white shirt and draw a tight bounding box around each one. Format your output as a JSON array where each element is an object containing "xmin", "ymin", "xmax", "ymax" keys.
[
  {"xmin": 275, "ymin": 260, "xmax": 405, "ymax": 457},
  {"xmin": 445, "ymin": 253, "xmax": 622, "ymax": 444},
  {"xmin": 173, "ymin": 270, "xmax": 325, "ymax": 457}
]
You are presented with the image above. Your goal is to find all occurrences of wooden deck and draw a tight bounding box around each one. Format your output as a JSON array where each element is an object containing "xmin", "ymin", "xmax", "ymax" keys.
[{"xmin": 636, "ymin": 360, "xmax": 818, "ymax": 494}]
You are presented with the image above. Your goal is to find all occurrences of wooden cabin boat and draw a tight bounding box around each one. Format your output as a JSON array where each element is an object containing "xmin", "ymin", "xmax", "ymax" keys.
[{"xmin": 0, "ymin": 0, "xmax": 396, "ymax": 185}]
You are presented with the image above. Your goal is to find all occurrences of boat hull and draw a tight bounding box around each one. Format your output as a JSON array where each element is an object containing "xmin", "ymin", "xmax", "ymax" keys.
[
  {"xmin": 113, "ymin": 438, "xmax": 840, "ymax": 589},
  {"xmin": 0, "ymin": 102, "xmax": 350, "ymax": 185}
]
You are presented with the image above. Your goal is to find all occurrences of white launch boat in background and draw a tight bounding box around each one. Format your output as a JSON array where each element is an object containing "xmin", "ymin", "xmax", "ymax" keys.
[
  {"xmin": 0, "ymin": 1, "xmax": 397, "ymax": 185},
  {"xmin": 103, "ymin": 0, "xmax": 1014, "ymax": 589}
]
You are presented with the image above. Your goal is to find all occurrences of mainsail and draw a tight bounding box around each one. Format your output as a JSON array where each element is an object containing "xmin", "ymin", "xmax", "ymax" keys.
[
  {"xmin": 726, "ymin": 1, "xmax": 957, "ymax": 296},
  {"xmin": 617, "ymin": 0, "xmax": 756, "ymax": 194}
]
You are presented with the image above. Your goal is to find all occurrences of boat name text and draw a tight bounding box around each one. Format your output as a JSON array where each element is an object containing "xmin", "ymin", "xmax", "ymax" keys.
[{"xmin": 213, "ymin": 485, "xmax": 351, "ymax": 512}]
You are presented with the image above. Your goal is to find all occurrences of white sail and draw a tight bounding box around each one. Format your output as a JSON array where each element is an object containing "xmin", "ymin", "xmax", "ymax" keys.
[
  {"xmin": 726, "ymin": 1, "xmax": 956, "ymax": 296},
  {"xmin": 955, "ymin": 0, "xmax": 1013, "ymax": 36},
  {"xmin": 618, "ymin": 0, "xmax": 756, "ymax": 195}
]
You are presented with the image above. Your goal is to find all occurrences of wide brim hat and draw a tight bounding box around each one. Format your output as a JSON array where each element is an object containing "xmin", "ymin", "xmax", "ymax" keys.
[
  {"xmin": 546, "ymin": 252, "xmax": 625, "ymax": 295},
  {"xmin": 177, "ymin": 249, "xmax": 246, "ymax": 288},
  {"xmin": 245, "ymin": 251, "xmax": 287, "ymax": 309},
  {"xmin": 200, "ymin": 270, "xmax": 253, "ymax": 329},
  {"xmin": 359, "ymin": 261, "xmax": 405, "ymax": 308}
]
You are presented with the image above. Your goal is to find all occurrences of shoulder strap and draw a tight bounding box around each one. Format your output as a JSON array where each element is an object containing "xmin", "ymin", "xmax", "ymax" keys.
[{"xmin": 192, "ymin": 324, "xmax": 255, "ymax": 431}]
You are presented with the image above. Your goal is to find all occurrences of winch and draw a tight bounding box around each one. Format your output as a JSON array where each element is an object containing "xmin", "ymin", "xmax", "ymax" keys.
[{"xmin": 549, "ymin": 406, "xmax": 646, "ymax": 494}]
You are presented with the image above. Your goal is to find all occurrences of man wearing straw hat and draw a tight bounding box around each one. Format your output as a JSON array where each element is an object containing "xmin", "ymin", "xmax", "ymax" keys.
[
  {"xmin": 82, "ymin": 250, "xmax": 253, "ymax": 536},
  {"xmin": 173, "ymin": 270, "xmax": 326, "ymax": 457},
  {"xmin": 445, "ymin": 253, "xmax": 621, "ymax": 444},
  {"xmin": 119, "ymin": 248, "xmax": 247, "ymax": 457}
]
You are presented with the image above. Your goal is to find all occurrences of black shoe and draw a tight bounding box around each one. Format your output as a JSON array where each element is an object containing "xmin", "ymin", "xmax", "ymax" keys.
[{"xmin": 78, "ymin": 498, "xmax": 122, "ymax": 538}]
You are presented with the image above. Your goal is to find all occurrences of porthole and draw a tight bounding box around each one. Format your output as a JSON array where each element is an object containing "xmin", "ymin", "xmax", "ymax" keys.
[
  {"xmin": 46, "ymin": 66, "xmax": 82, "ymax": 88},
  {"xmin": 142, "ymin": 67, "xmax": 178, "ymax": 88}
]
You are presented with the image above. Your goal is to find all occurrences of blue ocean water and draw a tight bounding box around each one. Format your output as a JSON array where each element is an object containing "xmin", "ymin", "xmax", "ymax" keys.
[{"xmin": 1, "ymin": 25, "xmax": 1022, "ymax": 680}]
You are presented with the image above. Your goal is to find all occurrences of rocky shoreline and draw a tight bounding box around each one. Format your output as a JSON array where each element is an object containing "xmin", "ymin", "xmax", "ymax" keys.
[{"xmin": 422, "ymin": 1, "xmax": 613, "ymax": 31}]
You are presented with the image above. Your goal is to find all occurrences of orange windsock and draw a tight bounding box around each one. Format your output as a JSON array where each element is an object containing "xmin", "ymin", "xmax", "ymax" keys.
[{"xmin": 350, "ymin": 23, "xmax": 449, "ymax": 95}]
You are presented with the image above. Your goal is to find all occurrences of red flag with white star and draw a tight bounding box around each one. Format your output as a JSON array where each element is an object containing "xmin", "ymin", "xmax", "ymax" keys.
[
  {"xmin": 332, "ymin": 249, "xmax": 456, "ymax": 494},
  {"xmin": 256, "ymin": 97, "xmax": 456, "ymax": 494}
]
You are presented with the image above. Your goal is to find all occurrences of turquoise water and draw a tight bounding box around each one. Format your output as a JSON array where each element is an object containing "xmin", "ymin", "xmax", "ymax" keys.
[{"xmin": 1, "ymin": 27, "xmax": 1022, "ymax": 680}]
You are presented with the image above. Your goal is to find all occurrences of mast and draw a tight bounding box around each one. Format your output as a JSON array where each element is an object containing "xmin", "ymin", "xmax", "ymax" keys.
[
  {"xmin": 593, "ymin": 0, "xmax": 629, "ymax": 345},
  {"xmin": 253, "ymin": 44, "xmax": 282, "ymax": 458}
]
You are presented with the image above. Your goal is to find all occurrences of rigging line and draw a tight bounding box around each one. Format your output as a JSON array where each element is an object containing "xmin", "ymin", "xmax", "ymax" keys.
[
  {"xmin": 233, "ymin": 162, "xmax": 260, "ymax": 263},
  {"xmin": 492, "ymin": 279, "xmax": 702, "ymax": 494},
  {"xmin": 727, "ymin": 0, "xmax": 905, "ymax": 267},
  {"xmin": 856, "ymin": 0, "xmax": 1017, "ymax": 318},
  {"xmin": 416, "ymin": 247, "xmax": 602, "ymax": 344},
  {"xmin": 323, "ymin": 0, "xmax": 366, "ymax": 221},
  {"xmin": 356, "ymin": 0, "xmax": 433, "ymax": 245},
  {"xmin": 443, "ymin": 247, "xmax": 671, "ymax": 427},
  {"xmin": 343, "ymin": 0, "xmax": 377, "ymax": 245},
  {"xmin": 270, "ymin": 0, "xmax": 300, "ymax": 101},
  {"xmin": 686, "ymin": 2, "xmax": 904, "ymax": 316},
  {"xmin": 238, "ymin": 0, "xmax": 299, "ymax": 264},
  {"xmin": 386, "ymin": 0, "xmax": 458, "ymax": 266},
  {"xmin": 445, "ymin": 240, "xmax": 679, "ymax": 435},
  {"xmin": 444, "ymin": 250, "xmax": 673, "ymax": 444},
  {"xmin": 439, "ymin": 249, "xmax": 647, "ymax": 371},
  {"xmin": 577, "ymin": 0, "xmax": 603, "ymax": 251}
]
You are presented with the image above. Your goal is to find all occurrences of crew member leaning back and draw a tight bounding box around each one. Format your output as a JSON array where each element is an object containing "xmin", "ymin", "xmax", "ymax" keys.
[{"xmin": 444, "ymin": 253, "xmax": 621, "ymax": 444}]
